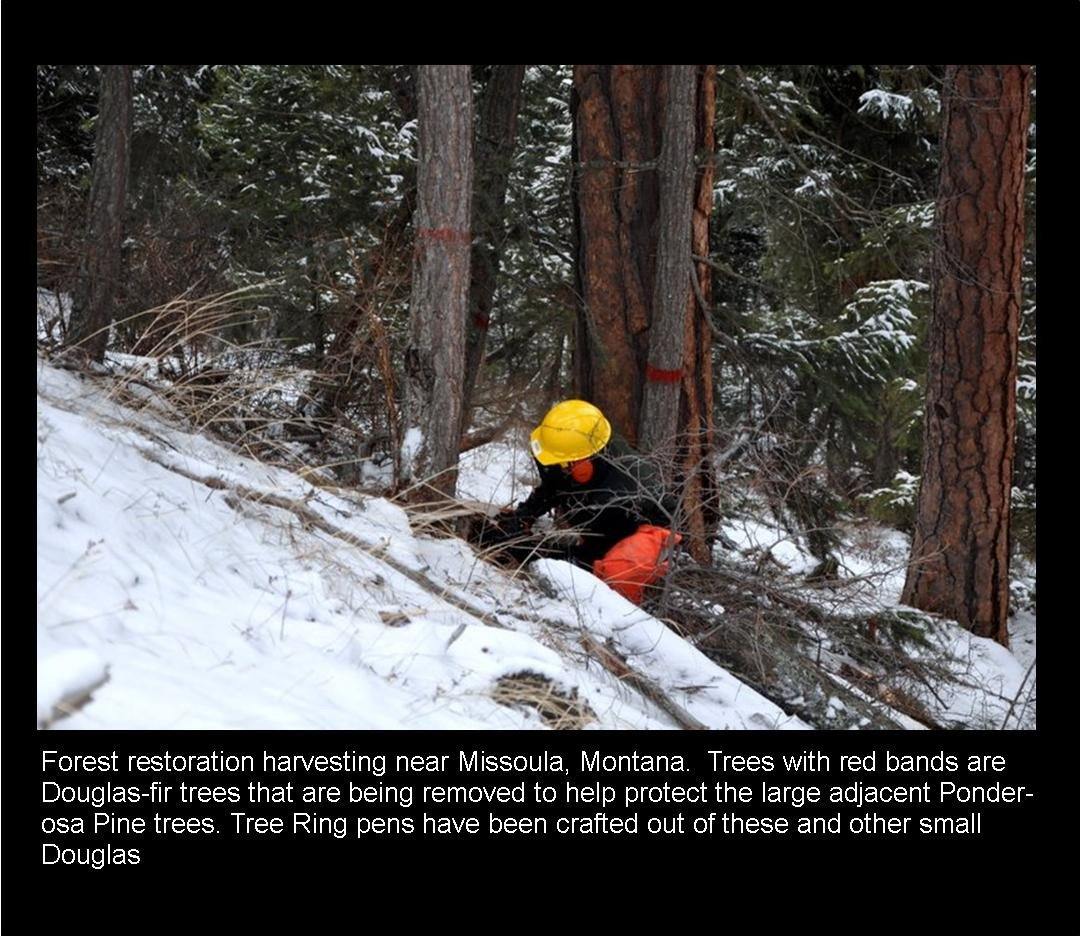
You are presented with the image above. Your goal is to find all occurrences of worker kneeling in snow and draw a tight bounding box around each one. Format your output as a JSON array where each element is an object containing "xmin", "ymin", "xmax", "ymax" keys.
[{"xmin": 489, "ymin": 400, "xmax": 681, "ymax": 605}]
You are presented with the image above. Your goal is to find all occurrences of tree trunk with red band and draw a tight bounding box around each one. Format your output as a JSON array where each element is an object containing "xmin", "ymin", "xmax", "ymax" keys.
[
  {"xmin": 403, "ymin": 65, "xmax": 473, "ymax": 499},
  {"xmin": 645, "ymin": 364, "xmax": 683, "ymax": 384},
  {"xmin": 572, "ymin": 65, "xmax": 717, "ymax": 562}
]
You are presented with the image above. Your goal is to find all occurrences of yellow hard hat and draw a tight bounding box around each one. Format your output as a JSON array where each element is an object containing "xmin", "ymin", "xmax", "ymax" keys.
[{"xmin": 529, "ymin": 400, "xmax": 612, "ymax": 466}]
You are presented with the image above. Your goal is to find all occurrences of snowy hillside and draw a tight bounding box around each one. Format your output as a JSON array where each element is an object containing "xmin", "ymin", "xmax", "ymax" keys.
[
  {"xmin": 712, "ymin": 503, "xmax": 1036, "ymax": 730},
  {"xmin": 36, "ymin": 358, "xmax": 807, "ymax": 731}
]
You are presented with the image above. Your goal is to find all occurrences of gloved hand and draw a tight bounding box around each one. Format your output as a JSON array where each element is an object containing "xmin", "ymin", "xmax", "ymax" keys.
[
  {"xmin": 497, "ymin": 511, "xmax": 532, "ymax": 539},
  {"xmin": 476, "ymin": 510, "xmax": 532, "ymax": 549}
]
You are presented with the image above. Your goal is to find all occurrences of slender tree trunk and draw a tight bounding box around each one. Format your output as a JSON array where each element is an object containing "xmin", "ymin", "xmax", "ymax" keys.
[
  {"xmin": 68, "ymin": 65, "xmax": 132, "ymax": 362},
  {"xmin": 639, "ymin": 64, "xmax": 697, "ymax": 453},
  {"xmin": 308, "ymin": 239, "xmax": 325, "ymax": 362},
  {"xmin": 680, "ymin": 65, "xmax": 718, "ymax": 562},
  {"xmin": 402, "ymin": 65, "xmax": 473, "ymax": 499},
  {"xmin": 461, "ymin": 64, "xmax": 527, "ymax": 434},
  {"xmin": 872, "ymin": 408, "xmax": 897, "ymax": 487},
  {"xmin": 901, "ymin": 65, "xmax": 1031, "ymax": 647},
  {"xmin": 544, "ymin": 331, "xmax": 566, "ymax": 408}
]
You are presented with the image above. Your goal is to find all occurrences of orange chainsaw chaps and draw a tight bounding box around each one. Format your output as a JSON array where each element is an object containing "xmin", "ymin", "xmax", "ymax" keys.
[{"xmin": 592, "ymin": 525, "xmax": 682, "ymax": 605}]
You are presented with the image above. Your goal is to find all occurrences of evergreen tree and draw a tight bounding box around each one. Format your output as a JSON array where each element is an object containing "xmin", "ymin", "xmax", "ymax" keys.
[{"xmin": 902, "ymin": 65, "xmax": 1032, "ymax": 646}]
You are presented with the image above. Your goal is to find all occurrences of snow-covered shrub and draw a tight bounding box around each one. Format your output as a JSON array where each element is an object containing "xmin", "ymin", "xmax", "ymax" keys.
[{"xmin": 858, "ymin": 469, "xmax": 919, "ymax": 530}]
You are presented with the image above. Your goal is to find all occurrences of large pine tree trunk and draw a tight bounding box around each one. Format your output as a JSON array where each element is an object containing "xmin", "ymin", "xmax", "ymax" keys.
[
  {"xmin": 461, "ymin": 64, "xmax": 527, "ymax": 432},
  {"xmin": 403, "ymin": 65, "xmax": 473, "ymax": 499},
  {"xmin": 68, "ymin": 65, "xmax": 132, "ymax": 362},
  {"xmin": 901, "ymin": 65, "xmax": 1031, "ymax": 647},
  {"xmin": 572, "ymin": 64, "xmax": 716, "ymax": 561},
  {"xmin": 572, "ymin": 64, "xmax": 661, "ymax": 442}
]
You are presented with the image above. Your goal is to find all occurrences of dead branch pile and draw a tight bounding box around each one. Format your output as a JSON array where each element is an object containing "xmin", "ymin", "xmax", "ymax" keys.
[{"xmin": 653, "ymin": 560, "xmax": 958, "ymax": 729}]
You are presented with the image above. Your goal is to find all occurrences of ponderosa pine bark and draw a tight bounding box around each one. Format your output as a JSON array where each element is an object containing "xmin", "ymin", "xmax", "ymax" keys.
[
  {"xmin": 67, "ymin": 65, "xmax": 132, "ymax": 362},
  {"xmin": 572, "ymin": 65, "xmax": 660, "ymax": 439},
  {"xmin": 403, "ymin": 65, "xmax": 473, "ymax": 499},
  {"xmin": 901, "ymin": 64, "xmax": 1032, "ymax": 647},
  {"xmin": 572, "ymin": 64, "xmax": 717, "ymax": 560}
]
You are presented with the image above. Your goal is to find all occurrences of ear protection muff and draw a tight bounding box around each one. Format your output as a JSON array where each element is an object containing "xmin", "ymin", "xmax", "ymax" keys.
[{"xmin": 569, "ymin": 459, "xmax": 595, "ymax": 484}]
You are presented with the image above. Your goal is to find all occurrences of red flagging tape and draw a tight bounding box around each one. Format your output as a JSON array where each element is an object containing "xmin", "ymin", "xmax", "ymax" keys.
[
  {"xmin": 645, "ymin": 364, "xmax": 683, "ymax": 383},
  {"xmin": 473, "ymin": 313, "xmax": 490, "ymax": 330}
]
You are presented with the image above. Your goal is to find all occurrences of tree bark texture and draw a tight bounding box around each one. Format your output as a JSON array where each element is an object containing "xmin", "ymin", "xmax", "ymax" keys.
[
  {"xmin": 403, "ymin": 65, "xmax": 473, "ymax": 499},
  {"xmin": 461, "ymin": 64, "xmax": 527, "ymax": 433},
  {"xmin": 572, "ymin": 64, "xmax": 716, "ymax": 561},
  {"xmin": 901, "ymin": 65, "xmax": 1031, "ymax": 647},
  {"xmin": 679, "ymin": 65, "xmax": 718, "ymax": 562},
  {"xmin": 68, "ymin": 65, "xmax": 132, "ymax": 362},
  {"xmin": 638, "ymin": 64, "xmax": 697, "ymax": 453},
  {"xmin": 572, "ymin": 64, "xmax": 661, "ymax": 440}
]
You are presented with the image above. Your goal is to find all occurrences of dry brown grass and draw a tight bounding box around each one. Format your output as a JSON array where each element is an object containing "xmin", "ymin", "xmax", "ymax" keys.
[
  {"xmin": 490, "ymin": 671, "xmax": 596, "ymax": 730},
  {"xmin": 46, "ymin": 287, "xmax": 396, "ymax": 493}
]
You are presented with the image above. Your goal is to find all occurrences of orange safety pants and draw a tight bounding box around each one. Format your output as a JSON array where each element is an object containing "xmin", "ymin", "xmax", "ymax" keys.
[{"xmin": 592, "ymin": 524, "xmax": 682, "ymax": 605}]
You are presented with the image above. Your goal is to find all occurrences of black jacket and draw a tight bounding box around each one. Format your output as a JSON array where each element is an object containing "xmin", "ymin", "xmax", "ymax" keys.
[{"xmin": 512, "ymin": 437, "xmax": 674, "ymax": 566}]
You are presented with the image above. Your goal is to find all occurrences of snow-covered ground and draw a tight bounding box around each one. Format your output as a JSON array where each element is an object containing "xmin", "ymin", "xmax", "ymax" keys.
[
  {"xmin": 36, "ymin": 343, "xmax": 1035, "ymax": 731},
  {"xmin": 36, "ymin": 359, "xmax": 808, "ymax": 730},
  {"xmin": 714, "ymin": 492, "xmax": 1036, "ymax": 729},
  {"xmin": 457, "ymin": 435, "xmax": 535, "ymax": 509}
]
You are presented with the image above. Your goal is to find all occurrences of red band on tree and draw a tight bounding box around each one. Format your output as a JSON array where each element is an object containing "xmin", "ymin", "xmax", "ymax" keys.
[
  {"xmin": 645, "ymin": 364, "xmax": 683, "ymax": 384},
  {"xmin": 417, "ymin": 227, "xmax": 471, "ymax": 244},
  {"xmin": 473, "ymin": 313, "xmax": 490, "ymax": 329}
]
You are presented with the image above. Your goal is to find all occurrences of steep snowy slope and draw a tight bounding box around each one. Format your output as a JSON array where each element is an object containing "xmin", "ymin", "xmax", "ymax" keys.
[{"xmin": 36, "ymin": 359, "xmax": 807, "ymax": 731}]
